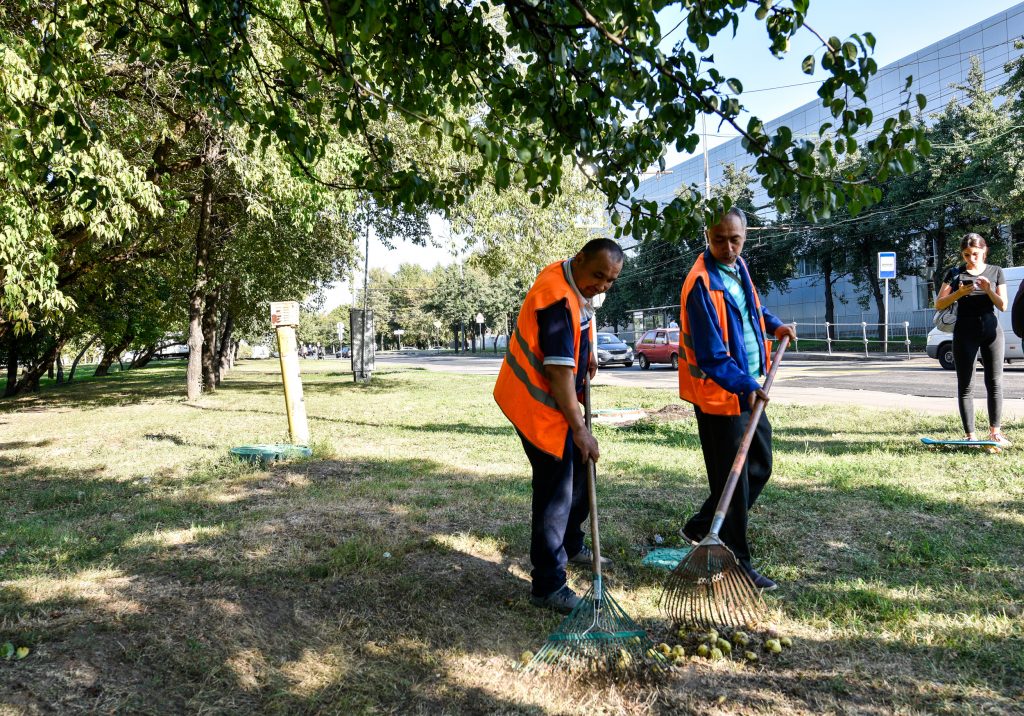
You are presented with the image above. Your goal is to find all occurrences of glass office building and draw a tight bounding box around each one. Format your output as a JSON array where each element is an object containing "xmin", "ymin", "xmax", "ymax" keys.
[{"xmin": 634, "ymin": 3, "xmax": 1024, "ymax": 336}]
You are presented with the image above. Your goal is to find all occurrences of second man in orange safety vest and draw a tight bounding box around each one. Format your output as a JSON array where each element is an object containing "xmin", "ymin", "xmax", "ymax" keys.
[{"xmin": 678, "ymin": 207, "xmax": 796, "ymax": 591}]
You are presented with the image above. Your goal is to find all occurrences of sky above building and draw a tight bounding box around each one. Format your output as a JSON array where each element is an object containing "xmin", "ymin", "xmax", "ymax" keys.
[{"xmin": 320, "ymin": 0, "xmax": 1023, "ymax": 312}]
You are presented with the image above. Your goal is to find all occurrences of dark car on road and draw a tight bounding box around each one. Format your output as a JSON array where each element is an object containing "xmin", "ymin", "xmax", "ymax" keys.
[
  {"xmin": 634, "ymin": 328, "xmax": 680, "ymax": 370},
  {"xmin": 595, "ymin": 332, "xmax": 634, "ymax": 368}
]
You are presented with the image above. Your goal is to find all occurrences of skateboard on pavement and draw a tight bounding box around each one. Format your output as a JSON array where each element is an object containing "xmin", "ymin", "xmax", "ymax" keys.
[{"xmin": 921, "ymin": 437, "xmax": 1004, "ymax": 454}]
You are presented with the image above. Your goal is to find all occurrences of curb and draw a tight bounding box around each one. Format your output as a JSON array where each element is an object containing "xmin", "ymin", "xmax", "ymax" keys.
[{"xmin": 784, "ymin": 351, "xmax": 920, "ymax": 362}]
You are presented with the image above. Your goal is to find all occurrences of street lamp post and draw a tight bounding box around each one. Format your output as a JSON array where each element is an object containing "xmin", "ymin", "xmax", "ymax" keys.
[{"xmin": 475, "ymin": 313, "xmax": 485, "ymax": 353}]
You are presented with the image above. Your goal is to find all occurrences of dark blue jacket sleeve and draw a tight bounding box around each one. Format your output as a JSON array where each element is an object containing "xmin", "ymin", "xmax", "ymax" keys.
[
  {"xmin": 685, "ymin": 279, "xmax": 762, "ymax": 399},
  {"xmin": 536, "ymin": 300, "xmax": 575, "ymax": 366},
  {"xmin": 761, "ymin": 305, "xmax": 784, "ymax": 336}
]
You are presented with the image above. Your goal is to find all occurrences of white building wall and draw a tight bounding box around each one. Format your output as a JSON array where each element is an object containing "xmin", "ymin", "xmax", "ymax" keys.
[{"xmin": 634, "ymin": 3, "xmax": 1024, "ymax": 332}]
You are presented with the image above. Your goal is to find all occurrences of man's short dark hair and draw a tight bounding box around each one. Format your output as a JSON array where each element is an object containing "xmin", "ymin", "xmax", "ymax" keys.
[
  {"xmin": 721, "ymin": 206, "xmax": 747, "ymax": 230},
  {"xmin": 578, "ymin": 238, "xmax": 625, "ymax": 263}
]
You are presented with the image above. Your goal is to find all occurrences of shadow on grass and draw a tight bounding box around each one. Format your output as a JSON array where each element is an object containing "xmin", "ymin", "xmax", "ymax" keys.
[
  {"xmin": 182, "ymin": 401, "xmax": 515, "ymax": 438},
  {"xmin": 0, "ymin": 362, "xmax": 186, "ymax": 412},
  {"xmin": 0, "ymin": 451, "xmax": 567, "ymax": 713}
]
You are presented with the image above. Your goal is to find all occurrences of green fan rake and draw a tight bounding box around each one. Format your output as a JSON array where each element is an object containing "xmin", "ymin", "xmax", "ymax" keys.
[{"xmin": 527, "ymin": 376, "xmax": 660, "ymax": 674}]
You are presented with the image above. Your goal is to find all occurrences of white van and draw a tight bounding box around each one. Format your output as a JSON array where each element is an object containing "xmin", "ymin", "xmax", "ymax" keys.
[{"xmin": 926, "ymin": 265, "xmax": 1024, "ymax": 369}]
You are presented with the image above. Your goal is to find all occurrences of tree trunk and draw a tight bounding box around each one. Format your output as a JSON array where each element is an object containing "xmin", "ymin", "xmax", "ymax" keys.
[
  {"xmin": 130, "ymin": 344, "xmax": 159, "ymax": 369},
  {"xmin": 186, "ymin": 154, "xmax": 216, "ymax": 402},
  {"xmin": 822, "ymin": 253, "xmax": 835, "ymax": 341},
  {"xmin": 217, "ymin": 312, "xmax": 234, "ymax": 384},
  {"xmin": 94, "ymin": 332, "xmax": 134, "ymax": 377},
  {"xmin": 3, "ymin": 334, "xmax": 19, "ymax": 398},
  {"xmin": 47, "ymin": 360, "xmax": 55, "ymax": 380},
  {"xmin": 56, "ymin": 353, "xmax": 64, "ymax": 384},
  {"xmin": 68, "ymin": 338, "xmax": 96, "ymax": 383},
  {"xmin": 12, "ymin": 340, "xmax": 62, "ymax": 396},
  {"xmin": 1012, "ymin": 221, "xmax": 1024, "ymax": 267},
  {"xmin": 201, "ymin": 288, "xmax": 220, "ymax": 392}
]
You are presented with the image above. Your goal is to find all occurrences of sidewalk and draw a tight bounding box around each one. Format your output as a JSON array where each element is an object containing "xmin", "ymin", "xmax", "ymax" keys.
[
  {"xmin": 381, "ymin": 347, "xmax": 926, "ymax": 363},
  {"xmin": 770, "ymin": 384, "xmax": 1024, "ymax": 420}
]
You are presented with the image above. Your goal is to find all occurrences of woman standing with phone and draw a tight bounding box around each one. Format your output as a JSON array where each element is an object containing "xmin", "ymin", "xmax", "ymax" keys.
[{"xmin": 934, "ymin": 234, "xmax": 1010, "ymax": 445}]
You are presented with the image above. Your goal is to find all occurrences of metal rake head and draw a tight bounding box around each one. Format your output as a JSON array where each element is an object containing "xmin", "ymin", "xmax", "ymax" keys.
[
  {"xmin": 527, "ymin": 580, "xmax": 660, "ymax": 673},
  {"xmin": 660, "ymin": 540, "xmax": 766, "ymax": 629}
]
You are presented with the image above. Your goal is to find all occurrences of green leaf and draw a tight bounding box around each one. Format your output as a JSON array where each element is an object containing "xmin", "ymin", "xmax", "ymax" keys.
[
  {"xmin": 916, "ymin": 93, "xmax": 927, "ymax": 111},
  {"xmin": 726, "ymin": 78, "xmax": 742, "ymax": 94},
  {"xmin": 14, "ymin": 646, "xmax": 29, "ymax": 660},
  {"xmin": 1, "ymin": 643, "xmax": 13, "ymax": 660},
  {"xmin": 801, "ymin": 54, "xmax": 815, "ymax": 75}
]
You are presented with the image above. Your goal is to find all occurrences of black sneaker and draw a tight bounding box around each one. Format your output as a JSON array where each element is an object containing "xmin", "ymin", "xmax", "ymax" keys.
[
  {"xmin": 744, "ymin": 566, "xmax": 778, "ymax": 591},
  {"xmin": 530, "ymin": 584, "xmax": 581, "ymax": 614},
  {"xmin": 681, "ymin": 528, "xmax": 704, "ymax": 546},
  {"xmin": 568, "ymin": 545, "xmax": 613, "ymax": 569}
]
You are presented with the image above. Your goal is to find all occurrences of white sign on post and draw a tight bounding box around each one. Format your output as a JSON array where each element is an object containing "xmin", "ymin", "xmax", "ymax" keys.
[
  {"xmin": 877, "ymin": 252, "xmax": 897, "ymax": 279},
  {"xmin": 475, "ymin": 313, "xmax": 485, "ymax": 324},
  {"xmin": 878, "ymin": 252, "xmax": 896, "ymax": 354},
  {"xmin": 270, "ymin": 301, "xmax": 300, "ymax": 327}
]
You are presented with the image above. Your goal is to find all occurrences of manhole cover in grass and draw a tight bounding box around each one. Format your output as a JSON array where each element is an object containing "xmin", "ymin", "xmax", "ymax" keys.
[{"xmin": 230, "ymin": 444, "xmax": 312, "ymax": 465}]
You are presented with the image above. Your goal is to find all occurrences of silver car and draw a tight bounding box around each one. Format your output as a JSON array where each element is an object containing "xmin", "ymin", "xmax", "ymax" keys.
[{"xmin": 595, "ymin": 332, "xmax": 634, "ymax": 368}]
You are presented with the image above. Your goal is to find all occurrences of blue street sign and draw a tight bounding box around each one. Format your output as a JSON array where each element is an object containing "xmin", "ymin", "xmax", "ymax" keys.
[{"xmin": 878, "ymin": 252, "xmax": 897, "ymax": 280}]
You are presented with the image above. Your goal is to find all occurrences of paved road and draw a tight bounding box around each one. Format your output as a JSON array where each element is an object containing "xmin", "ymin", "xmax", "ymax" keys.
[{"xmin": 375, "ymin": 352, "xmax": 1024, "ymax": 419}]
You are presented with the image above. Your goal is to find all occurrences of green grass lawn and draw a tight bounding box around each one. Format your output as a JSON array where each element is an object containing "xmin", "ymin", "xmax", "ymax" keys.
[{"xmin": 0, "ymin": 360, "xmax": 1021, "ymax": 714}]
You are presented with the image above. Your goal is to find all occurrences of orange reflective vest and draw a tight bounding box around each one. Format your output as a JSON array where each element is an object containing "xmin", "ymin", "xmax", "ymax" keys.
[
  {"xmin": 493, "ymin": 261, "xmax": 581, "ymax": 457},
  {"xmin": 678, "ymin": 253, "xmax": 772, "ymax": 416}
]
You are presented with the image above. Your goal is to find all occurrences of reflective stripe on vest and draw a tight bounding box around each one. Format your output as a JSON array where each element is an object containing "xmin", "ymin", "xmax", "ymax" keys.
[
  {"xmin": 493, "ymin": 261, "xmax": 582, "ymax": 457},
  {"xmin": 504, "ymin": 326, "xmax": 559, "ymax": 411},
  {"xmin": 677, "ymin": 253, "xmax": 771, "ymax": 416}
]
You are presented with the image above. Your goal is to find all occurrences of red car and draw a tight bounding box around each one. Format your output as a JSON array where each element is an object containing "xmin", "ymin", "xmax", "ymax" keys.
[{"xmin": 634, "ymin": 328, "xmax": 680, "ymax": 370}]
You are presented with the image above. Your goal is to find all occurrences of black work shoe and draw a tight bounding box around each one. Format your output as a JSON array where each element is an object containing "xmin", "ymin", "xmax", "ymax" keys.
[
  {"xmin": 744, "ymin": 566, "xmax": 778, "ymax": 591},
  {"xmin": 568, "ymin": 545, "xmax": 613, "ymax": 569},
  {"xmin": 681, "ymin": 528, "xmax": 703, "ymax": 546},
  {"xmin": 530, "ymin": 584, "xmax": 581, "ymax": 614}
]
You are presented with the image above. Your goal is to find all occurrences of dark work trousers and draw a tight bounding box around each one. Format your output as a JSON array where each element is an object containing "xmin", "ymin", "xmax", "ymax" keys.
[
  {"xmin": 518, "ymin": 428, "xmax": 589, "ymax": 597},
  {"xmin": 683, "ymin": 405, "xmax": 772, "ymax": 569},
  {"xmin": 953, "ymin": 313, "xmax": 1004, "ymax": 434}
]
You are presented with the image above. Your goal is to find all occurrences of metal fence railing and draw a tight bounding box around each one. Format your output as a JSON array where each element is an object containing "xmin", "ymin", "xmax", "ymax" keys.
[{"xmin": 789, "ymin": 321, "xmax": 917, "ymax": 357}]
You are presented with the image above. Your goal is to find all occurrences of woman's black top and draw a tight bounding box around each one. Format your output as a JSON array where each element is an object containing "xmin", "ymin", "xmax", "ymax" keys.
[{"xmin": 944, "ymin": 264, "xmax": 1005, "ymax": 322}]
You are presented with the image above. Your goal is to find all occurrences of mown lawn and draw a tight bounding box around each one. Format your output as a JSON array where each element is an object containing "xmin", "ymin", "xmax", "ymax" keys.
[{"xmin": 0, "ymin": 359, "xmax": 1021, "ymax": 714}]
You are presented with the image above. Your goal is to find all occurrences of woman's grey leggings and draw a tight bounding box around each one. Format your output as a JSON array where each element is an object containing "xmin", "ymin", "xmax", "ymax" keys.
[{"xmin": 953, "ymin": 314, "xmax": 1004, "ymax": 434}]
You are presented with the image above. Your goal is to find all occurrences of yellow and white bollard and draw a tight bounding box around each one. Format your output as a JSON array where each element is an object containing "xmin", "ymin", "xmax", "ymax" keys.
[{"xmin": 270, "ymin": 302, "xmax": 309, "ymax": 445}]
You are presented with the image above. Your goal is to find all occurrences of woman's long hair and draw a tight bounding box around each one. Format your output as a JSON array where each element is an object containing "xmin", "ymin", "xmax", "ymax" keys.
[{"xmin": 960, "ymin": 233, "xmax": 988, "ymax": 257}]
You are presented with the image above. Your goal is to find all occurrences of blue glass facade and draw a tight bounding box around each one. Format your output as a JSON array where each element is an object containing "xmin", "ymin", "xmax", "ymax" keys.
[{"xmin": 633, "ymin": 3, "xmax": 1024, "ymax": 336}]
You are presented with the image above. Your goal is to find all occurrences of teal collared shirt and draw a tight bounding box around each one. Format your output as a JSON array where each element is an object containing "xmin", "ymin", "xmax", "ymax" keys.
[{"xmin": 717, "ymin": 262, "xmax": 763, "ymax": 379}]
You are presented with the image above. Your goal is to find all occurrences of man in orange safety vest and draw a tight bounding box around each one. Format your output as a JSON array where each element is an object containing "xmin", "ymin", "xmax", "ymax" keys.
[{"xmin": 493, "ymin": 238, "xmax": 624, "ymax": 613}]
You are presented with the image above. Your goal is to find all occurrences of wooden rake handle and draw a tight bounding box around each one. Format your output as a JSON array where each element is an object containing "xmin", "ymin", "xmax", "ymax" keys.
[
  {"xmin": 708, "ymin": 335, "xmax": 789, "ymax": 538},
  {"xmin": 583, "ymin": 373, "xmax": 604, "ymax": 594}
]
